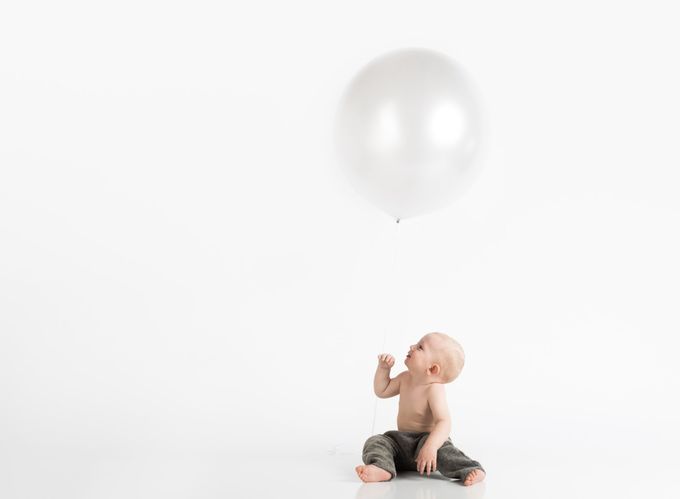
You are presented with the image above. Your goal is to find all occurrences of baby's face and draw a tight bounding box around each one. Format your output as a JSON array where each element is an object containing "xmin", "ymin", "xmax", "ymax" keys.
[{"xmin": 404, "ymin": 334, "xmax": 437, "ymax": 372}]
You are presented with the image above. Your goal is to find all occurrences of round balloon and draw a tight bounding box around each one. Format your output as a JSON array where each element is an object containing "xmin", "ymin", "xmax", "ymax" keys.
[{"xmin": 334, "ymin": 48, "xmax": 485, "ymax": 220}]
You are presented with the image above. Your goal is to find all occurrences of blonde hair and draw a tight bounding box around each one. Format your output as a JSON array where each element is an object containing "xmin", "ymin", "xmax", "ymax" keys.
[{"xmin": 428, "ymin": 332, "xmax": 465, "ymax": 383}]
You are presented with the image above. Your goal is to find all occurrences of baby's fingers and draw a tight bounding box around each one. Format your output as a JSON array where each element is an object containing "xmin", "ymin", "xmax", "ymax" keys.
[
  {"xmin": 377, "ymin": 353, "xmax": 393, "ymax": 365},
  {"xmin": 426, "ymin": 460, "xmax": 435, "ymax": 476}
]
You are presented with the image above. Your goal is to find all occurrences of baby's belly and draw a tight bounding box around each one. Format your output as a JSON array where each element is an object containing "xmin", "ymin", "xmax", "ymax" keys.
[{"xmin": 397, "ymin": 412, "xmax": 435, "ymax": 432}]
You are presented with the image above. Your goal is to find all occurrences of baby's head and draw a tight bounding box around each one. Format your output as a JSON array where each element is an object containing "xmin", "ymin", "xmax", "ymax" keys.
[{"xmin": 405, "ymin": 332, "xmax": 465, "ymax": 383}]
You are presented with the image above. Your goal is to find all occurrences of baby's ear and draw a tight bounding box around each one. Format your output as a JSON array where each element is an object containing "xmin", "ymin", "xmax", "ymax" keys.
[{"xmin": 429, "ymin": 364, "xmax": 441, "ymax": 376}]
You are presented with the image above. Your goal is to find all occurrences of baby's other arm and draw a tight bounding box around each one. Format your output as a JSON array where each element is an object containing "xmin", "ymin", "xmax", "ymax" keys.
[
  {"xmin": 374, "ymin": 354, "xmax": 404, "ymax": 399},
  {"xmin": 416, "ymin": 384, "xmax": 452, "ymax": 475},
  {"xmin": 423, "ymin": 384, "xmax": 452, "ymax": 448}
]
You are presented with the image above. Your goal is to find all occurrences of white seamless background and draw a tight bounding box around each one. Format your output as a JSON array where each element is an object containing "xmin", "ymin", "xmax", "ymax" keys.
[{"xmin": 1, "ymin": 0, "xmax": 678, "ymax": 484}]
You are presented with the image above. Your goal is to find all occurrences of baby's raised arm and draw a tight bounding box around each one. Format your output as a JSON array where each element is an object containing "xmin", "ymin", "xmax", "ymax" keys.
[{"xmin": 374, "ymin": 354, "xmax": 403, "ymax": 398}]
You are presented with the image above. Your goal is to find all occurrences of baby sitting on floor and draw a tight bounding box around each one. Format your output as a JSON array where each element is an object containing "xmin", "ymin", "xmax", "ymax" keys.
[{"xmin": 355, "ymin": 332, "xmax": 485, "ymax": 486}]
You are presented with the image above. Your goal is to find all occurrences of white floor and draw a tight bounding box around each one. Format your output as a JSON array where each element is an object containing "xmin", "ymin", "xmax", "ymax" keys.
[{"xmin": 2, "ymin": 448, "xmax": 678, "ymax": 499}]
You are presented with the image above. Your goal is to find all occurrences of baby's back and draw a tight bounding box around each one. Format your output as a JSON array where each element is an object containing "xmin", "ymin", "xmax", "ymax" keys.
[{"xmin": 396, "ymin": 371, "xmax": 436, "ymax": 432}]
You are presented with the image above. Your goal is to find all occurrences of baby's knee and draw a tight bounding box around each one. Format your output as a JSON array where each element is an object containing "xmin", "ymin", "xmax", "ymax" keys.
[
  {"xmin": 363, "ymin": 434, "xmax": 396, "ymax": 452},
  {"xmin": 364, "ymin": 434, "xmax": 388, "ymax": 446}
]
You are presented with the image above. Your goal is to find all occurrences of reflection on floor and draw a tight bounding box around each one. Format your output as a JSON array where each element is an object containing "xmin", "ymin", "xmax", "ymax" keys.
[
  {"xmin": 1, "ymin": 449, "xmax": 677, "ymax": 499},
  {"xmin": 354, "ymin": 469, "xmax": 486, "ymax": 499}
]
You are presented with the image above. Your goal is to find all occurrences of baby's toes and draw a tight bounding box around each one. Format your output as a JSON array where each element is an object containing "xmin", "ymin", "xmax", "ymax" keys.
[{"xmin": 463, "ymin": 469, "xmax": 485, "ymax": 486}]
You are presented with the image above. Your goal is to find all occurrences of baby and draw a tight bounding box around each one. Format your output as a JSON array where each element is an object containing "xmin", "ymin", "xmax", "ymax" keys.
[{"xmin": 355, "ymin": 332, "xmax": 485, "ymax": 486}]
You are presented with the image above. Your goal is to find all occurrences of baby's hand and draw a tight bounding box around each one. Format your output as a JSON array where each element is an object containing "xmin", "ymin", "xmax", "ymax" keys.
[{"xmin": 377, "ymin": 353, "xmax": 395, "ymax": 370}]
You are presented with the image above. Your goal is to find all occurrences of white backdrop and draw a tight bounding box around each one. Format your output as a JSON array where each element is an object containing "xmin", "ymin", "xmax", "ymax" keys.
[{"xmin": 1, "ymin": 0, "xmax": 679, "ymax": 473}]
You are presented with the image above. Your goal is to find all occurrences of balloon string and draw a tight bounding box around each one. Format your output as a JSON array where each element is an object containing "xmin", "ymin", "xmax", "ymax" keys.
[{"xmin": 370, "ymin": 217, "xmax": 402, "ymax": 436}]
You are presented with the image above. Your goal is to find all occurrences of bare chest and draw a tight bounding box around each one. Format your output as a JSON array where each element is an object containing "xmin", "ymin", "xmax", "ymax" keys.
[{"xmin": 397, "ymin": 377, "xmax": 433, "ymax": 430}]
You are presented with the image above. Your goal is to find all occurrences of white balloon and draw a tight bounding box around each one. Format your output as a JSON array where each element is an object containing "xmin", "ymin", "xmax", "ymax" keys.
[{"xmin": 334, "ymin": 48, "xmax": 485, "ymax": 220}]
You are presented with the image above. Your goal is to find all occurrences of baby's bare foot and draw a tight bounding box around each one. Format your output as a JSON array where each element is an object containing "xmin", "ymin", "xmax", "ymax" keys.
[
  {"xmin": 355, "ymin": 464, "xmax": 392, "ymax": 482},
  {"xmin": 463, "ymin": 468, "xmax": 485, "ymax": 486}
]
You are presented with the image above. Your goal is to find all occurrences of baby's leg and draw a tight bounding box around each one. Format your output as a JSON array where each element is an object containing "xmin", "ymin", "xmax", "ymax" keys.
[
  {"xmin": 356, "ymin": 434, "xmax": 398, "ymax": 482},
  {"xmin": 436, "ymin": 440, "xmax": 485, "ymax": 486}
]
